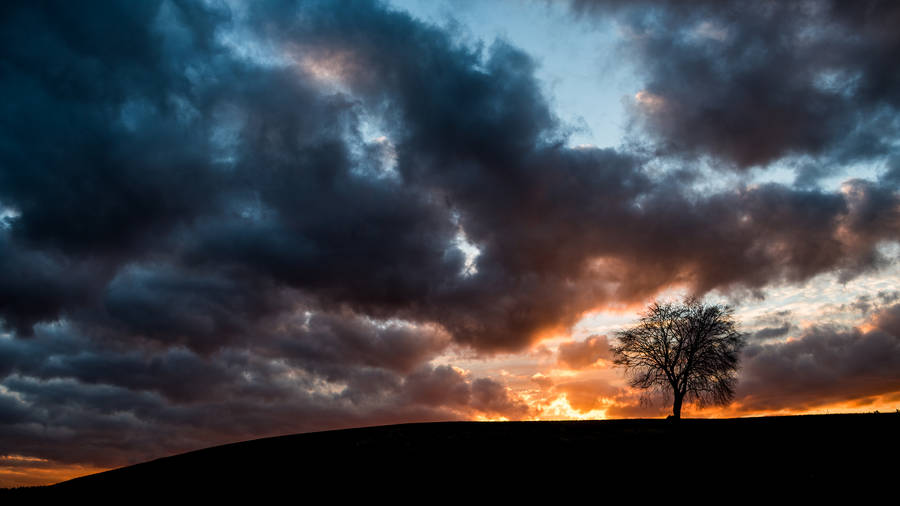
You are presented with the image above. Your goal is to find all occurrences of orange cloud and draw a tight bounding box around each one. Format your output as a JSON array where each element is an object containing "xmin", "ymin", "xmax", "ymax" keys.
[
  {"xmin": 0, "ymin": 456, "xmax": 107, "ymax": 488},
  {"xmin": 557, "ymin": 335, "xmax": 614, "ymax": 370}
]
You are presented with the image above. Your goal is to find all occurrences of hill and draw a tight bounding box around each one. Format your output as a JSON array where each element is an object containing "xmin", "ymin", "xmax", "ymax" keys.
[{"xmin": 4, "ymin": 413, "xmax": 898, "ymax": 497}]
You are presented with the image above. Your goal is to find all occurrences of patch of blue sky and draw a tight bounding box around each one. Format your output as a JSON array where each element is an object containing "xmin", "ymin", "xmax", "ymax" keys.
[
  {"xmin": 0, "ymin": 205, "xmax": 20, "ymax": 229},
  {"xmin": 388, "ymin": 0, "xmax": 637, "ymax": 149}
]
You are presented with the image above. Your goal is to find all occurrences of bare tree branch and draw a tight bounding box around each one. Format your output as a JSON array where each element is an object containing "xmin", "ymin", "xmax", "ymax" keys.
[{"xmin": 610, "ymin": 298, "xmax": 746, "ymax": 418}]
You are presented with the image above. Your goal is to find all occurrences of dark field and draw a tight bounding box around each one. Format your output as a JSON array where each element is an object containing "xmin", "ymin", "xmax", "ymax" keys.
[{"xmin": 4, "ymin": 413, "xmax": 898, "ymax": 497}]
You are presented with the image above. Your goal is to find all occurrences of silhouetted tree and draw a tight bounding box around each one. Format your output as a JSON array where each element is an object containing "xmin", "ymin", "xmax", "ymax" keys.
[{"xmin": 611, "ymin": 298, "xmax": 746, "ymax": 419}]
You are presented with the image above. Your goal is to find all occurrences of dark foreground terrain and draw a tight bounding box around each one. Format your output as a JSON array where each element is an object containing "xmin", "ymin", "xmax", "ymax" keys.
[{"xmin": 4, "ymin": 413, "xmax": 897, "ymax": 497}]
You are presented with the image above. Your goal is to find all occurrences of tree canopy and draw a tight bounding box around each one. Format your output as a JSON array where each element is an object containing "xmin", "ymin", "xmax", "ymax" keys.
[{"xmin": 611, "ymin": 298, "xmax": 746, "ymax": 419}]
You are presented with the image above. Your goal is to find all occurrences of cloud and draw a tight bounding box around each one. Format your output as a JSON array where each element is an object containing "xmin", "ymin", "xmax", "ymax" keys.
[
  {"xmin": 750, "ymin": 324, "xmax": 791, "ymax": 342},
  {"xmin": 0, "ymin": 456, "xmax": 105, "ymax": 488},
  {"xmin": 1, "ymin": 0, "xmax": 897, "ymax": 353},
  {"xmin": 840, "ymin": 290, "xmax": 900, "ymax": 315},
  {"xmin": 734, "ymin": 303, "xmax": 900, "ymax": 412},
  {"xmin": 872, "ymin": 303, "xmax": 900, "ymax": 337},
  {"xmin": 0, "ymin": 323, "xmax": 527, "ymax": 468},
  {"xmin": 572, "ymin": 0, "xmax": 900, "ymax": 175},
  {"xmin": 557, "ymin": 335, "xmax": 614, "ymax": 369}
]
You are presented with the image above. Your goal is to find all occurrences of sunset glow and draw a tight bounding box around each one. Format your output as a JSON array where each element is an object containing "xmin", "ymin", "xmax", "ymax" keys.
[{"xmin": 0, "ymin": 456, "xmax": 107, "ymax": 488}]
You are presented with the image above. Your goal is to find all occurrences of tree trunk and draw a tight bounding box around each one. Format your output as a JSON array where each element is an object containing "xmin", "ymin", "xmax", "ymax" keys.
[{"xmin": 672, "ymin": 391, "xmax": 684, "ymax": 419}]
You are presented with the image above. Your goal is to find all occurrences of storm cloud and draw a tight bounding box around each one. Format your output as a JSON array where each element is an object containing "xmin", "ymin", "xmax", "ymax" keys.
[
  {"xmin": 0, "ymin": 0, "xmax": 898, "ymax": 476},
  {"xmin": 735, "ymin": 303, "xmax": 900, "ymax": 412},
  {"xmin": 572, "ymin": 0, "xmax": 900, "ymax": 176}
]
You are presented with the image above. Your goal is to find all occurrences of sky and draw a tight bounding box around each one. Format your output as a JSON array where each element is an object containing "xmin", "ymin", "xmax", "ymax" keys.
[{"xmin": 1, "ymin": 0, "xmax": 900, "ymax": 487}]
